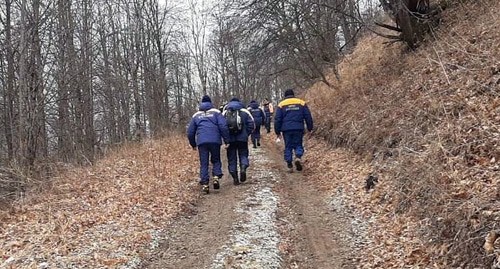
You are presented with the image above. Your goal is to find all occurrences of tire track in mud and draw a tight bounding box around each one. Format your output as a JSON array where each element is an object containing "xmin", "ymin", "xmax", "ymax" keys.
[
  {"xmin": 142, "ymin": 146, "xmax": 283, "ymax": 269},
  {"xmin": 143, "ymin": 137, "xmax": 359, "ymax": 269},
  {"xmin": 267, "ymin": 138, "xmax": 358, "ymax": 269}
]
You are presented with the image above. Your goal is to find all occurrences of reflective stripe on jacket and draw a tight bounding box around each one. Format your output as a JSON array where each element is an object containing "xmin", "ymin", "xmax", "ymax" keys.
[
  {"xmin": 274, "ymin": 97, "xmax": 313, "ymax": 134},
  {"xmin": 187, "ymin": 102, "xmax": 230, "ymax": 147}
]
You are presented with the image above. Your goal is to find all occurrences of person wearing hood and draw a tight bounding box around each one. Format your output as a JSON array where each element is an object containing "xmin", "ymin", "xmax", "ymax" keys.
[
  {"xmin": 222, "ymin": 97, "xmax": 255, "ymax": 185},
  {"xmin": 274, "ymin": 89, "xmax": 313, "ymax": 173},
  {"xmin": 187, "ymin": 95, "xmax": 230, "ymax": 194},
  {"xmin": 247, "ymin": 100, "xmax": 266, "ymax": 148}
]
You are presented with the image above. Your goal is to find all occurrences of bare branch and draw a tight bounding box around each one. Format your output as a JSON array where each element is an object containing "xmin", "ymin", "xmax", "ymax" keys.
[{"xmin": 374, "ymin": 21, "xmax": 402, "ymax": 32}]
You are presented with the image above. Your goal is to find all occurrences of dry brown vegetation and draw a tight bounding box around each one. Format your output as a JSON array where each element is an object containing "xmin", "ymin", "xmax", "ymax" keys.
[
  {"xmin": 0, "ymin": 134, "xmax": 198, "ymax": 268},
  {"xmin": 305, "ymin": 0, "xmax": 499, "ymax": 267},
  {"xmin": 1, "ymin": 1, "xmax": 498, "ymax": 268}
]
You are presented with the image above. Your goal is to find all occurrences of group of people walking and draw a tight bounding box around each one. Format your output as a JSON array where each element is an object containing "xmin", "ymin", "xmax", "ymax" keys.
[{"xmin": 187, "ymin": 89, "xmax": 313, "ymax": 194}]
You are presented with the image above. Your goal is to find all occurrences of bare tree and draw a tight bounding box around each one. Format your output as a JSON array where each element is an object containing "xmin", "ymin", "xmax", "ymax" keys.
[
  {"xmin": 2, "ymin": 0, "xmax": 17, "ymax": 160},
  {"xmin": 211, "ymin": 0, "xmax": 360, "ymax": 88},
  {"xmin": 185, "ymin": 0, "xmax": 211, "ymax": 101},
  {"xmin": 17, "ymin": 0, "xmax": 48, "ymax": 167},
  {"xmin": 378, "ymin": 0, "xmax": 433, "ymax": 49}
]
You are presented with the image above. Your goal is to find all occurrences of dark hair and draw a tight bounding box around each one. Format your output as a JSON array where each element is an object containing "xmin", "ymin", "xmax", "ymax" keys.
[{"xmin": 201, "ymin": 95, "xmax": 212, "ymax": 103}]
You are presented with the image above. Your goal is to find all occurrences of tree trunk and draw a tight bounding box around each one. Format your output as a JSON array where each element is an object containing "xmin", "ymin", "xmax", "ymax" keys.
[
  {"xmin": 18, "ymin": 0, "xmax": 31, "ymax": 167},
  {"xmin": 56, "ymin": 0, "xmax": 73, "ymax": 161},
  {"xmin": 80, "ymin": 0, "xmax": 95, "ymax": 162},
  {"xmin": 381, "ymin": 0, "xmax": 432, "ymax": 49},
  {"xmin": 18, "ymin": 0, "xmax": 46, "ymax": 167},
  {"xmin": 32, "ymin": 0, "xmax": 48, "ymax": 159},
  {"xmin": 4, "ymin": 0, "xmax": 16, "ymax": 160}
]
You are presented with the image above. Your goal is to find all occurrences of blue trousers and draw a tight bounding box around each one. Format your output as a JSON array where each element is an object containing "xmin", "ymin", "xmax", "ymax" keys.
[
  {"xmin": 264, "ymin": 117, "xmax": 271, "ymax": 132},
  {"xmin": 251, "ymin": 124, "xmax": 262, "ymax": 144},
  {"xmin": 198, "ymin": 143, "xmax": 223, "ymax": 185},
  {"xmin": 283, "ymin": 130, "xmax": 304, "ymax": 163},
  {"xmin": 227, "ymin": 141, "xmax": 249, "ymax": 173}
]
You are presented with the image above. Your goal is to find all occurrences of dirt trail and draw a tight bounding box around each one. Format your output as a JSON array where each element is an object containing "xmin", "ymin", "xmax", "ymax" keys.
[
  {"xmin": 275, "ymin": 174, "xmax": 356, "ymax": 269},
  {"xmin": 143, "ymin": 135, "xmax": 360, "ymax": 268}
]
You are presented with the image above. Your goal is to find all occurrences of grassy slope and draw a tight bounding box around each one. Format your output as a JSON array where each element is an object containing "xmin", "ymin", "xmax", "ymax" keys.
[
  {"xmin": 306, "ymin": 0, "xmax": 499, "ymax": 267},
  {"xmin": 0, "ymin": 134, "xmax": 199, "ymax": 268}
]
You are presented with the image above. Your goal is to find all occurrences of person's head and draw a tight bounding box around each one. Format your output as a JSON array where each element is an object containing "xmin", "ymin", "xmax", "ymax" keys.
[
  {"xmin": 226, "ymin": 97, "xmax": 243, "ymax": 110},
  {"xmin": 264, "ymin": 98, "xmax": 269, "ymax": 103},
  {"xmin": 201, "ymin": 95, "xmax": 212, "ymax": 103},
  {"xmin": 249, "ymin": 100, "xmax": 259, "ymax": 108},
  {"xmin": 199, "ymin": 95, "xmax": 213, "ymax": 111},
  {"xmin": 284, "ymin": 89, "xmax": 295, "ymax": 98}
]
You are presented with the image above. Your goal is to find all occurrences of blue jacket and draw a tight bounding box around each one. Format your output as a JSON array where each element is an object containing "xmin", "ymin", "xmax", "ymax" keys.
[
  {"xmin": 223, "ymin": 100, "xmax": 255, "ymax": 143},
  {"xmin": 187, "ymin": 102, "xmax": 230, "ymax": 147},
  {"xmin": 248, "ymin": 101, "xmax": 265, "ymax": 126},
  {"xmin": 274, "ymin": 97, "xmax": 313, "ymax": 134}
]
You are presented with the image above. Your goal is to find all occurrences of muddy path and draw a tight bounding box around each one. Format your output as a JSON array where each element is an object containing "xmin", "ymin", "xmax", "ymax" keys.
[{"xmin": 142, "ymin": 135, "xmax": 361, "ymax": 268}]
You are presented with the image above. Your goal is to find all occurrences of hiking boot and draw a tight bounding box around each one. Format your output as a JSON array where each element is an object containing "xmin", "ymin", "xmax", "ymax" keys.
[
  {"xmin": 213, "ymin": 176, "xmax": 220, "ymax": 189},
  {"xmin": 231, "ymin": 172, "xmax": 240, "ymax": 185},
  {"xmin": 257, "ymin": 140, "xmax": 261, "ymax": 147},
  {"xmin": 240, "ymin": 165, "xmax": 248, "ymax": 182},
  {"xmin": 253, "ymin": 144, "xmax": 257, "ymax": 149},
  {"xmin": 202, "ymin": 184, "xmax": 209, "ymax": 194},
  {"xmin": 287, "ymin": 162, "xmax": 293, "ymax": 173},
  {"xmin": 294, "ymin": 157, "xmax": 303, "ymax": 171}
]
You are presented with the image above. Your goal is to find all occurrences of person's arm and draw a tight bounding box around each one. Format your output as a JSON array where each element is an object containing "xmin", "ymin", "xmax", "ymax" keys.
[
  {"xmin": 303, "ymin": 104, "xmax": 313, "ymax": 132},
  {"xmin": 216, "ymin": 112, "xmax": 230, "ymax": 144},
  {"xmin": 187, "ymin": 118, "xmax": 197, "ymax": 148},
  {"xmin": 274, "ymin": 106, "xmax": 282, "ymax": 136}
]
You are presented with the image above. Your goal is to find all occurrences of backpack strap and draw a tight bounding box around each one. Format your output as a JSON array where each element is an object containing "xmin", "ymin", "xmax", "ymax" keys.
[{"xmin": 240, "ymin": 108, "xmax": 255, "ymax": 131}]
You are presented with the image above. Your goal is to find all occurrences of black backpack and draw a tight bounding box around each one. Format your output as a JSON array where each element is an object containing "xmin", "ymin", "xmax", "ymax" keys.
[{"xmin": 225, "ymin": 109, "xmax": 243, "ymax": 135}]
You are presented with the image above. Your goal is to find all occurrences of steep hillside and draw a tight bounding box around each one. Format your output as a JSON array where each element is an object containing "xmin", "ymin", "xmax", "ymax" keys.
[{"xmin": 306, "ymin": 0, "xmax": 499, "ymax": 267}]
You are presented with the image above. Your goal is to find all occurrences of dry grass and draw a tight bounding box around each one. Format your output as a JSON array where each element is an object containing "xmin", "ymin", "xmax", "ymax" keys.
[
  {"xmin": 0, "ymin": 133, "xmax": 199, "ymax": 268},
  {"xmin": 306, "ymin": 0, "xmax": 500, "ymax": 267}
]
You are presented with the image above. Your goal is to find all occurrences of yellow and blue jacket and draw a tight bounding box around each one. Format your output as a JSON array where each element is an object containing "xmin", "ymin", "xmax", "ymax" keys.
[{"xmin": 274, "ymin": 97, "xmax": 313, "ymax": 134}]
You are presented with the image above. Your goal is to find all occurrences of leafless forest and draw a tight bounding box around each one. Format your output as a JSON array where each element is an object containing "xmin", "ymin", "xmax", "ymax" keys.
[{"xmin": 0, "ymin": 0, "xmax": 391, "ymax": 167}]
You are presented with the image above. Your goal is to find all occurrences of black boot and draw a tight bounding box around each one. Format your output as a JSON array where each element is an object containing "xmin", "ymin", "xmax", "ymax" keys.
[
  {"xmin": 231, "ymin": 172, "xmax": 240, "ymax": 185},
  {"xmin": 213, "ymin": 176, "xmax": 220, "ymax": 189},
  {"xmin": 257, "ymin": 139, "xmax": 261, "ymax": 147},
  {"xmin": 201, "ymin": 184, "xmax": 209, "ymax": 194},
  {"xmin": 240, "ymin": 165, "xmax": 247, "ymax": 182},
  {"xmin": 294, "ymin": 157, "xmax": 303, "ymax": 171}
]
